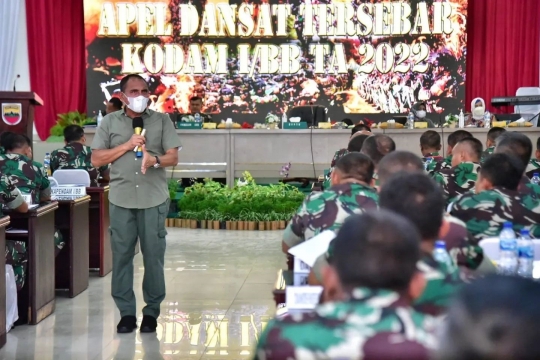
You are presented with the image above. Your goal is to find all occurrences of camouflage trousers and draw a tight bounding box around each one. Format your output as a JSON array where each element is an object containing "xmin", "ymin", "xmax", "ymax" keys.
[
  {"xmin": 5, "ymin": 240, "xmax": 27, "ymax": 291},
  {"xmin": 55, "ymin": 228, "xmax": 65, "ymax": 257}
]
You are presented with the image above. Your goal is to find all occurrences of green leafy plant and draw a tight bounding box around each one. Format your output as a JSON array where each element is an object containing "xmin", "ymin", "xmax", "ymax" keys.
[{"xmin": 50, "ymin": 111, "xmax": 92, "ymax": 137}]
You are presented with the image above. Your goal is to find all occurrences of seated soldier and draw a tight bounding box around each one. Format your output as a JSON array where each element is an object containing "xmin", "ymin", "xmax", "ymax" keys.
[
  {"xmin": 494, "ymin": 132, "xmax": 534, "ymax": 190},
  {"xmin": 323, "ymin": 134, "xmax": 369, "ymax": 189},
  {"xmin": 379, "ymin": 172, "xmax": 462, "ymax": 316},
  {"xmin": 420, "ymin": 130, "xmax": 443, "ymax": 169},
  {"xmin": 438, "ymin": 275, "xmax": 540, "ymax": 360},
  {"xmin": 0, "ymin": 134, "xmax": 65, "ymax": 255},
  {"xmin": 360, "ymin": 134, "xmax": 396, "ymax": 186},
  {"xmin": 106, "ymin": 97, "xmax": 123, "ymax": 114},
  {"xmin": 256, "ymin": 211, "xmax": 438, "ymax": 359},
  {"xmin": 451, "ymin": 153, "xmax": 540, "ymax": 240},
  {"xmin": 1, "ymin": 174, "xmax": 29, "ymax": 291},
  {"xmin": 282, "ymin": 153, "xmax": 378, "ymax": 253},
  {"xmin": 180, "ymin": 96, "xmax": 213, "ymax": 122},
  {"xmin": 310, "ymin": 152, "xmax": 484, "ymax": 286},
  {"xmin": 50, "ymin": 125, "xmax": 110, "ymax": 183},
  {"xmin": 426, "ymin": 130, "xmax": 472, "ymax": 175},
  {"xmin": 433, "ymin": 137, "xmax": 483, "ymax": 205},
  {"xmin": 481, "ymin": 127, "xmax": 506, "ymax": 161},
  {"xmin": 525, "ymin": 137, "xmax": 540, "ymax": 179},
  {"xmin": 0, "ymin": 131, "xmax": 16, "ymax": 155}
]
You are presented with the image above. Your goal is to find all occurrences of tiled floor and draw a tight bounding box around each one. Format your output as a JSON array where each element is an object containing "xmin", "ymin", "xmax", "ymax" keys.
[{"xmin": 0, "ymin": 228, "xmax": 283, "ymax": 360}]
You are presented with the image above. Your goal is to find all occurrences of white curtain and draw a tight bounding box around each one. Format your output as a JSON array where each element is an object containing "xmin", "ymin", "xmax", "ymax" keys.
[{"xmin": 0, "ymin": 0, "xmax": 21, "ymax": 91}]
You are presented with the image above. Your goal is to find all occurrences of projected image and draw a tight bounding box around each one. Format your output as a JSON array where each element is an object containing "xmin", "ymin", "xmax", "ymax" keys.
[{"xmin": 85, "ymin": 0, "xmax": 468, "ymax": 120}]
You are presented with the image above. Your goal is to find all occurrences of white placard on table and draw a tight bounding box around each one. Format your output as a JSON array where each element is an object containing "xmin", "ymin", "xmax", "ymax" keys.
[
  {"xmin": 286, "ymin": 286, "xmax": 323, "ymax": 310},
  {"xmin": 51, "ymin": 186, "xmax": 86, "ymax": 196},
  {"xmin": 293, "ymin": 257, "xmax": 311, "ymax": 274},
  {"xmin": 21, "ymin": 194, "xmax": 32, "ymax": 205},
  {"xmin": 289, "ymin": 230, "xmax": 336, "ymax": 268},
  {"xmin": 294, "ymin": 272, "xmax": 309, "ymax": 286}
]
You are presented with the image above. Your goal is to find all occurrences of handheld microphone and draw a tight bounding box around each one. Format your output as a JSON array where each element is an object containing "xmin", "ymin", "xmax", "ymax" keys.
[
  {"xmin": 13, "ymin": 74, "xmax": 20, "ymax": 92},
  {"xmin": 132, "ymin": 117, "xmax": 144, "ymax": 158}
]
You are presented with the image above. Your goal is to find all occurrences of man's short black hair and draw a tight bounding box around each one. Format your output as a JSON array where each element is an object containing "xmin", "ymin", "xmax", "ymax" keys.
[
  {"xmin": 109, "ymin": 97, "xmax": 123, "ymax": 110},
  {"xmin": 379, "ymin": 172, "xmax": 444, "ymax": 241},
  {"xmin": 457, "ymin": 137, "xmax": 483, "ymax": 162},
  {"xmin": 5, "ymin": 133, "xmax": 30, "ymax": 151},
  {"xmin": 448, "ymin": 130, "xmax": 473, "ymax": 147},
  {"xmin": 334, "ymin": 153, "xmax": 374, "ymax": 184},
  {"xmin": 420, "ymin": 130, "xmax": 441, "ymax": 149},
  {"xmin": 120, "ymin": 74, "xmax": 148, "ymax": 93},
  {"xmin": 331, "ymin": 210, "xmax": 421, "ymax": 291},
  {"xmin": 190, "ymin": 96, "xmax": 202, "ymax": 102},
  {"xmin": 481, "ymin": 153, "xmax": 524, "ymax": 191},
  {"xmin": 487, "ymin": 127, "xmax": 506, "ymax": 142},
  {"xmin": 347, "ymin": 134, "xmax": 369, "ymax": 152},
  {"xmin": 351, "ymin": 123, "xmax": 370, "ymax": 135},
  {"xmin": 0, "ymin": 132, "xmax": 16, "ymax": 148},
  {"xmin": 377, "ymin": 151, "xmax": 424, "ymax": 187},
  {"xmin": 537, "ymin": 137, "xmax": 540, "ymax": 151},
  {"xmin": 361, "ymin": 134, "xmax": 396, "ymax": 166},
  {"xmin": 439, "ymin": 275, "xmax": 540, "ymax": 360},
  {"xmin": 64, "ymin": 125, "xmax": 85, "ymax": 143},
  {"xmin": 495, "ymin": 132, "xmax": 533, "ymax": 167}
]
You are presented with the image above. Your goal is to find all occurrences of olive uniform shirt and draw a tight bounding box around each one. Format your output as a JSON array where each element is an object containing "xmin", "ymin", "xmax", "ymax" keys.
[{"xmin": 91, "ymin": 108, "xmax": 182, "ymax": 209}]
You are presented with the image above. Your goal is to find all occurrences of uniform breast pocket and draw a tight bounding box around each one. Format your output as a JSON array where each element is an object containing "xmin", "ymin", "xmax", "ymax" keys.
[
  {"xmin": 110, "ymin": 132, "xmax": 131, "ymax": 149},
  {"xmin": 144, "ymin": 121, "xmax": 164, "ymax": 155}
]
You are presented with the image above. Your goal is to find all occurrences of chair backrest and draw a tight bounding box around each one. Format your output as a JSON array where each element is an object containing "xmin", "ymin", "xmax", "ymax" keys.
[
  {"xmin": 48, "ymin": 177, "xmax": 59, "ymax": 187},
  {"xmin": 52, "ymin": 169, "xmax": 91, "ymax": 187},
  {"xmin": 515, "ymin": 87, "xmax": 540, "ymax": 126},
  {"xmin": 479, "ymin": 237, "xmax": 540, "ymax": 260}
]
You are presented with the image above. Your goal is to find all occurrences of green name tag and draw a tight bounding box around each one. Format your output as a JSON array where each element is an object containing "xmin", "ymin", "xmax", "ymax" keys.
[
  {"xmin": 283, "ymin": 122, "xmax": 307, "ymax": 129},
  {"xmin": 177, "ymin": 122, "xmax": 203, "ymax": 129}
]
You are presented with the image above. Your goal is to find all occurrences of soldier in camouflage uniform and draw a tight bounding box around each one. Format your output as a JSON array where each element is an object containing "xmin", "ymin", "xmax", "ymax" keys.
[
  {"xmin": 379, "ymin": 172, "xmax": 462, "ymax": 316},
  {"xmin": 50, "ymin": 125, "xmax": 109, "ymax": 183},
  {"xmin": 426, "ymin": 130, "xmax": 472, "ymax": 176},
  {"xmin": 451, "ymin": 153, "xmax": 540, "ymax": 241},
  {"xmin": 493, "ymin": 131, "xmax": 536, "ymax": 192},
  {"xmin": 480, "ymin": 127, "xmax": 506, "ymax": 162},
  {"xmin": 433, "ymin": 137, "xmax": 483, "ymax": 205},
  {"xmin": 323, "ymin": 132, "xmax": 370, "ymax": 189},
  {"xmin": 420, "ymin": 130, "xmax": 443, "ymax": 168},
  {"xmin": 256, "ymin": 211, "xmax": 438, "ymax": 360},
  {"xmin": 282, "ymin": 153, "xmax": 378, "ymax": 252},
  {"xmin": 0, "ymin": 173, "xmax": 29, "ymax": 290},
  {"xmin": 525, "ymin": 137, "xmax": 540, "ymax": 179},
  {"xmin": 360, "ymin": 134, "xmax": 395, "ymax": 188},
  {"xmin": 0, "ymin": 133, "xmax": 64, "ymax": 255}
]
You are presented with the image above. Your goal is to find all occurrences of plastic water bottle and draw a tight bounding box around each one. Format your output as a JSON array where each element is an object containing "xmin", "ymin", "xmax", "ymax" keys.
[
  {"xmin": 432, "ymin": 240, "xmax": 456, "ymax": 271},
  {"xmin": 517, "ymin": 229, "xmax": 534, "ymax": 278},
  {"xmin": 531, "ymin": 173, "xmax": 540, "ymax": 185},
  {"xmin": 194, "ymin": 113, "xmax": 201, "ymax": 123},
  {"xmin": 483, "ymin": 111, "xmax": 491, "ymax": 128},
  {"xmin": 43, "ymin": 153, "xmax": 51, "ymax": 177},
  {"xmin": 97, "ymin": 110, "xmax": 103, "ymax": 127},
  {"xmin": 282, "ymin": 112, "xmax": 287, "ymax": 123},
  {"xmin": 407, "ymin": 112, "xmax": 415, "ymax": 129},
  {"xmin": 498, "ymin": 222, "xmax": 518, "ymax": 275},
  {"xmin": 458, "ymin": 110, "xmax": 465, "ymax": 129}
]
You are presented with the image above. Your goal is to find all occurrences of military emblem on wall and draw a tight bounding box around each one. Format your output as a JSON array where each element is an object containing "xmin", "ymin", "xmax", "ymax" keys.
[{"xmin": 2, "ymin": 103, "xmax": 22, "ymax": 126}]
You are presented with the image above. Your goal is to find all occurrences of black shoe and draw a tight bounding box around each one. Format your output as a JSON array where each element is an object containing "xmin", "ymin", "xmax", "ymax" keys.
[
  {"xmin": 140, "ymin": 315, "xmax": 157, "ymax": 333},
  {"xmin": 117, "ymin": 315, "xmax": 137, "ymax": 333}
]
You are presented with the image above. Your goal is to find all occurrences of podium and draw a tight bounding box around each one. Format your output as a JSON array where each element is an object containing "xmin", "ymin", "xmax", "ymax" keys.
[{"xmin": 0, "ymin": 92, "xmax": 43, "ymax": 144}]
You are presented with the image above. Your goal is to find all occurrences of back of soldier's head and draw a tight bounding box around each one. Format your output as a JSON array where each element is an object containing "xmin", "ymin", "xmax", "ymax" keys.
[
  {"xmin": 420, "ymin": 130, "xmax": 441, "ymax": 151},
  {"xmin": 5, "ymin": 133, "xmax": 30, "ymax": 151},
  {"xmin": 495, "ymin": 132, "xmax": 533, "ymax": 168},
  {"xmin": 64, "ymin": 125, "xmax": 85, "ymax": 143},
  {"xmin": 0, "ymin": 132, "xmax": 16, "ymax": 148},
  {"xmin": 379, "ymin": 172, "xmax": 444, "ymax": 241},
  {"xmin": 454, "ymin": 137, "xmax": 483, "ymax": 163},
  {"xmin": 487, "ymin": 127, "xmax": 506, "ymax": 143},
  {"xmin": 351, "ymin": 123, "xmax": 370, "ymax": 135},
  {"xmin": 438, "ymin": 275, "xmax": 540, "ymax": 360},
  {"xmin": 361, "ymin": 134, "xmax": 396, "ymax": 166},
  {"xmin": 377, "ymin": 151, "xmax": 424, "ymax": 187},
  {"xmin": 334, "ymin": 153, "xmax": 374, "ymax": 184},
  {"xmin": 448, "ymin": 130, "xmax": 473, "ymax": 148},
  {"xmin": 479, "ymin": 153, "xmax": 524, "ymax": 191},
  {"xmin": 347, "ymin": 134, "xmax": 369, "ymax": 152},
  {"xmin": 329, "ymin": 210, "xmax": 421, "ymax": 291}
]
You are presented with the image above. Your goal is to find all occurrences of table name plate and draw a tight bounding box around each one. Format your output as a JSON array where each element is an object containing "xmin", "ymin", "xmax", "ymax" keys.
[
  {"xmin": 286, "ymin": 286, "xmax": 323, "ymax": 310},
  {"xmin": 177, "ymin": 122, "xmax": 203, "ymax": 130},
  {"xmin": 51, "ymin": 186, "xmax": 87, "ymax": 196},
  {"xmin": 283, "ymin": 122, "xmax": 307, "ymax": 130}
]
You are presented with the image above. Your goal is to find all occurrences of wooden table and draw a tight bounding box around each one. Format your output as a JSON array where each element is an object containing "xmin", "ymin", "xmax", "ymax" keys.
[
  {"xmin": 86, "ymin": 186, "xmax": 112, "ymax": 277},
  {"xmin": 55, "ymin": 196, "xmax": 91, "ymax": 298},
  {"xmin": 6, "ymin": 203, "xmax": 58, "ymax": 325},
  {"xmin": 0, "ymin": 216, "xmax": 10, "ymax": 348}
]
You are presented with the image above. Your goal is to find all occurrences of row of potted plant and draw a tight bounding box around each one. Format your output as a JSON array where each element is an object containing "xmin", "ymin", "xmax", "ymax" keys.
[{"xmin": 168, "ymin": 172, "xmax": 305, "ymax": 230}]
